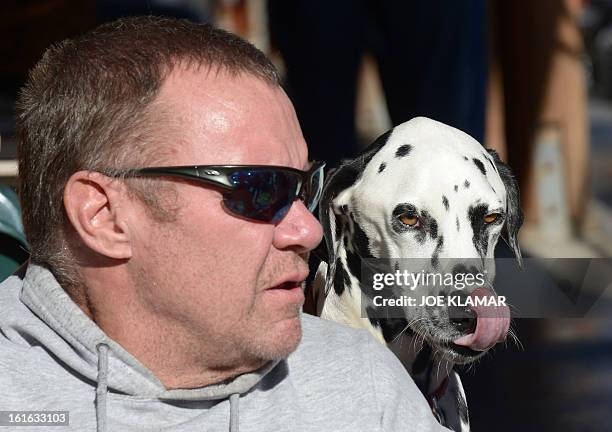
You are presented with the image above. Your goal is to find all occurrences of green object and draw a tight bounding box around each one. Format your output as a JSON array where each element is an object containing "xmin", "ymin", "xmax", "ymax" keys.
[
  {"xmin": 0, "ymin": 184, "xmax": 28, "ymax": 281},
  {"xmin": 0, "ymin": 185, "xmax": 27, "ymax": 247}
]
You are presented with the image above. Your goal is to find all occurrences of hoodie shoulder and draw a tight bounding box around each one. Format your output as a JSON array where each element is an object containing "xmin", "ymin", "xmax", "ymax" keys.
[
  {"xmin": 0, "ymin": 275, "xmax": 60, "ymax": 409},
  {"xmin": 289, "ymin": 314, "xmax": 449, "ymax": 431},
  {"xmin": 299, "ymin": 313, "xmax": 372, "ymax": 348},
  {"xmin": 290, "ymin": 314, "xmax": 374, "ymax": 378}
]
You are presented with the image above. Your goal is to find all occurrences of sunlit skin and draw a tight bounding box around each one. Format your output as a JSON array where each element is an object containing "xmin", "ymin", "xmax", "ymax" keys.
[{"xmin": 63, "ymin": 65, "xmax": 323, "ymax": 389}]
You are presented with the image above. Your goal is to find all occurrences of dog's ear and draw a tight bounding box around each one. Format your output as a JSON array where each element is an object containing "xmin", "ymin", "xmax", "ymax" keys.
[
  {"xmin": 318, "ymin": 130, "xmax": 393, "ymax": 295},
  {"xmin": 486, "ymin": 149, "xmax": 524, "ymax": 269}
]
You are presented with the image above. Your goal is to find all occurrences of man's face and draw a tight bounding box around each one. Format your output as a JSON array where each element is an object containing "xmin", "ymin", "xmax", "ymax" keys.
[{"xmin": 127, "ymin": 67, "xmax": 322, "ymax": 370}]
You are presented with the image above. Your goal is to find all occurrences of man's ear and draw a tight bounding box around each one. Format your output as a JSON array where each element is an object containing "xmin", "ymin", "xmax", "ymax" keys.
[
  {"xmin": 486, "ymin": 149, "xmax": 524, "ymax": 269},
  {"xmin": 63, "ymin": 171, "xmax": 133, "ymax": 260}
]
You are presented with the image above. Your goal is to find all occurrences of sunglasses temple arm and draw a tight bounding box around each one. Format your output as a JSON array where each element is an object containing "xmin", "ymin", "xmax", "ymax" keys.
[{"xmin": 123, "ymin": 167, "xmax": 235, "ymax": 189}]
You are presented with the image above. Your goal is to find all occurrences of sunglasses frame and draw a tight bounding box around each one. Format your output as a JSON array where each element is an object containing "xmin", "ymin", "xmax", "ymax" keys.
[{"xmin": 101, "ymin": 161, "xmax": 326, "ymax": 222}]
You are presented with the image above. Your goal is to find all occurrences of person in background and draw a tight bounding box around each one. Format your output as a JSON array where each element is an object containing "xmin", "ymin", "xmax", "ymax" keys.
[{"xmin": 268, "ymin": 0, "xmax": 487, "ymax": 167}]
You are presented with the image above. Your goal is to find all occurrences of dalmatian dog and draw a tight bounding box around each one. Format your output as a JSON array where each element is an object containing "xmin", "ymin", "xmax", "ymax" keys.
[{"xmin": 310, "ymin": 117, "xmax": 523, "ymax": 431}]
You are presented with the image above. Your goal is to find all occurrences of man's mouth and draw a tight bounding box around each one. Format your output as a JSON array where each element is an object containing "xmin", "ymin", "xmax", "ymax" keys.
[
  {"xmin": 265, "ymin": 279, "xmax": 306, "ymax": 304},
  {"xmin": 267, "ymin": 281, "xmax": 304, "ymax": 291}
]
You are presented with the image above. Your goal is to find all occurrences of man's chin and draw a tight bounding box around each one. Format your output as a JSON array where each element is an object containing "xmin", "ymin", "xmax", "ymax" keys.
[{"xmin": 252, "ymin": 315, "xmax": 303, "ymax": 361}]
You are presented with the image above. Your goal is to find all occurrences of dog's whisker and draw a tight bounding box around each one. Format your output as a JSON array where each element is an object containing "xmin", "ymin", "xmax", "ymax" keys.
[
  {"xmin": 505, "ymin": 301, "xmax": 520, "ymax": 314},
  {"xmin": 435, "ymin": 356, "xmax": 442, "ymax": 379},
  {"xmin": 404, "ymin": 318, "xmax": 428, "ymax": 352},
  {"xmin": 507, "ymin": 327, "xmax": 524, "ymax": 351},
  {"xmin": 444, "ymin": 359, "xmax": 451, "ymax": 377},
  {"xmin": 500, "ymin": 234, "xmax": 512, "ymax": 250},
  {"xmin": 391, "ymin": 321, "xmax": 413, "ymax": 344},
  {"xmin": 392, "ymin": 317, "xmax": 426, "ymax": 344},
  {"xmin": 483, "ymin": 277, "xmax": 504, "ymax": 298}
]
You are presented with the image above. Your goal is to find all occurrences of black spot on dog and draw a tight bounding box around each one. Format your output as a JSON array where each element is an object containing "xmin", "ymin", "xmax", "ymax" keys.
[
  {"xmin": 352, "ymin": 219, "xmax": 373, "ymax": 259},
  {"xmin": 340, "ymin": 204, "xmax": 348, "ymax": 215},
  {"xmin": 468, "ymin": 204, "xmax": 489, "ymax": 256},
  {"xmin": 442, "ymin": 195, "xmax": 449, "ymax": 211},
  {"xmin": 463, "ymin": 156, "xmax": 469, "ymax": 161},
  {"xmin": 464, "ymin": 180, "xmax": 470, "ymax": 189},
  {"xmin": 334, "ymin": 219, "xmax": 342, "ymax": 239},
  {"xmin": 378, "ymin": 162, "xmax": 386, "ymax": 173},
  {"xmin": 472, "ymin": 158, "xmax": 487, "ymax": 176},
  {"xmin": 420, "ymin": 210, "xmax": 438, "ymax": 240},
  {"xmin": 454, "ymin": 185, "xmax": 459, "ymax": 192},
  {"xmin": 345, "ymin": 248, "xmax": 361, "ymax": 280},
  {"xmin": 365, "ymin": 313, "xmax": 412, "ymax": 344},
  {"xmin": 395, "ymin": 144, "xmax": 413, "ymax": 158},
  {"xmin": 344, "ymin": 216, "xmax": 374, "ymax": 280},
  {"xmin": 431, "ymin": 236, "xmax": 444, "ymax": 269},
  {"xmin": 431, "ymin": 255, "xmax": 439, "ymax": 270},
  {"xmin": 456, "ymin": 216, "xmax": 460, "ymax": 231},
  {"xmin": 341, "ymin": 264, "xmax": 351, "ymax": 287},
  {"xmin": 333, "ymin": 258, "xmax": 347, "ymax": 296},
  {"xmin": 491, "ymin": 185, "xmax": 497, "ymax": 194},
  {"xmin": 362, "ymin": 130, "xmax": 393, "ymax": 167}
]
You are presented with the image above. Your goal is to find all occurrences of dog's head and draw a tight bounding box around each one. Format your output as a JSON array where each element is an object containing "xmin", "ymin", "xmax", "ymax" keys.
[{"xmin": 320, "ymin": 117, "xmax": 523, "ymax": 363}]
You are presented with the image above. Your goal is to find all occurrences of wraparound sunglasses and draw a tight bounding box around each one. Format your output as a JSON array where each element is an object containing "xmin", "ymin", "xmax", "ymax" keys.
[{"xmin": 101, "ymin": 161, "xmax": 325, "ymax": 223}]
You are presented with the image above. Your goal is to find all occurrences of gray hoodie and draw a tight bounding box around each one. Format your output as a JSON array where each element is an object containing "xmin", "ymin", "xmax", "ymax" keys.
[{"xmin": 0, "ymin": 264, "xmax": 449, "ymax": 431}]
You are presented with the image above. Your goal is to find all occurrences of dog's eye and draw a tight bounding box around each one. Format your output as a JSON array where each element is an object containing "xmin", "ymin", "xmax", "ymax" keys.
[
  {"xmin": 399, "ymin": 213, "xmax": 419, "ymax": 227},
  {"xmin": 484, "ymin": 213, "xmax": 500, "ymax": 224}
]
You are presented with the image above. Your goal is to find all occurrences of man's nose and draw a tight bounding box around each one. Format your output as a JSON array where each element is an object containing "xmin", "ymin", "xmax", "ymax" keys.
[{"xmin": 273, "ymin": 200, "xmax": 323, "ymax": 252}]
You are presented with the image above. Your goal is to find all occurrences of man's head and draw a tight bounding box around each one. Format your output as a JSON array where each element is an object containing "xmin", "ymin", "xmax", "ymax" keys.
[
  {"xmin": 16, "ymin": 16, "xmax": 323, "ymax": 385},
  {"xmin": 16, "ymin": 16, "xmax": 280, "ymax": 285}
]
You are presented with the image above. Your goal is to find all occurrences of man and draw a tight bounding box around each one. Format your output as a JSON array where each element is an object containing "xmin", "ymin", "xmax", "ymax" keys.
[{"xmin": 0, "ymin": 16, "xmax": 448, "ymax": 431}]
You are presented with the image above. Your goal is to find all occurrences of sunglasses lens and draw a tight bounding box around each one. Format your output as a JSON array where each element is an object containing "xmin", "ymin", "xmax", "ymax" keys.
[
  {"xmin": 306, "ymin": 166, "xmax": 324, "ymax": 211},
  {"xmin": 224, "ymin": 169, "xmax": 299, "ymax": 222}
]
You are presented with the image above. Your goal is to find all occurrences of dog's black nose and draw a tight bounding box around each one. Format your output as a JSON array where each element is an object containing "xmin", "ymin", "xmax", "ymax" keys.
[{"xmin": 448, "ymin": 291, "xmax": 477, "ymax": 334}]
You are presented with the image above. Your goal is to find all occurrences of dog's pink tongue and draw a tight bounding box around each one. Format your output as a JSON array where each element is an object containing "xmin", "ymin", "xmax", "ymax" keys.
[{"xmin": 453, "ymin": 287, "xmax": 510, "ymax": 351}]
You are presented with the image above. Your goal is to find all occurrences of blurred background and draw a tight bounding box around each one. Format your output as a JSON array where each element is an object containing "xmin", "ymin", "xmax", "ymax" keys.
[{"xmin": 1, "ymin": 0, "xmax": 611, "ymax": 430}]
